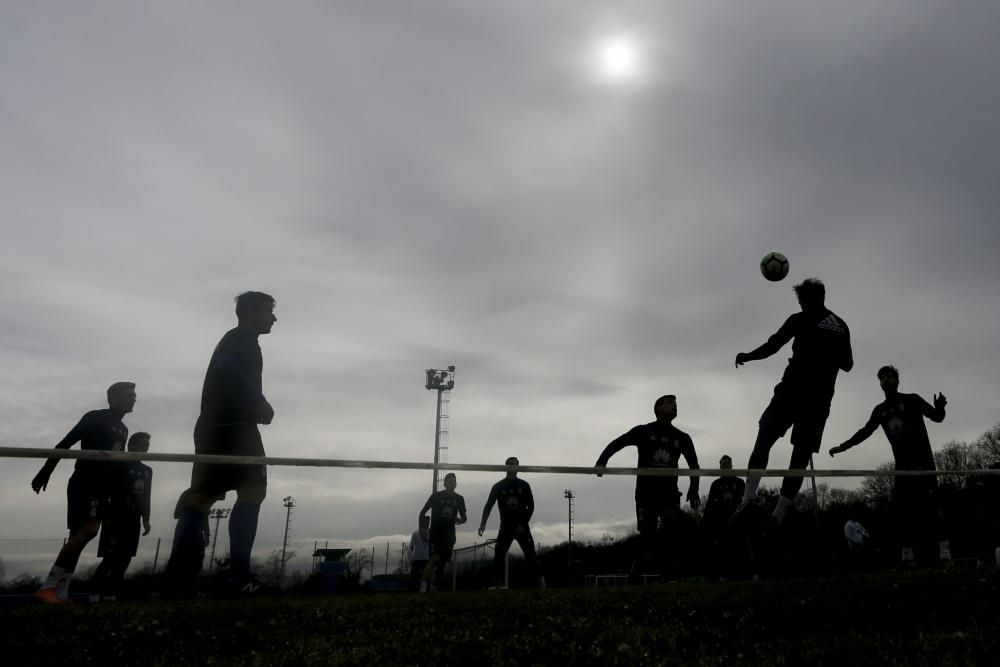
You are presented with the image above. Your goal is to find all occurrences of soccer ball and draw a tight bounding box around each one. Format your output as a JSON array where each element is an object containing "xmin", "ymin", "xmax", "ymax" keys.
[{"xmin": 760, "ymin": 252, "xmax": 789, "ymax": 281}]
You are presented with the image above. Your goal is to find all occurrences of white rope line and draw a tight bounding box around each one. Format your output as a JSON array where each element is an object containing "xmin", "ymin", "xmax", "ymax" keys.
[{"xmin": 2, "ymin": 446, "xmax": 997, "ymax": 478}]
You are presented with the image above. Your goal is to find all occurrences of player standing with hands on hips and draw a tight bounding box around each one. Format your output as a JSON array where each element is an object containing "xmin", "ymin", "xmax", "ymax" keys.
[
  {"xmin": 830, "ymin": 365, "xmax": 951, "ymax": 565},
  {"xmin": 732, "ymin": 278, "xmax": 853, "ymax": 525}
]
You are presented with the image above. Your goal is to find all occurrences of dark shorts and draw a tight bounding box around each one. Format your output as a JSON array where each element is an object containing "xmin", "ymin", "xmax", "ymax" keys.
[
  {"xmin": 190, "ymin": 424, "xmax": 267, "ymax": 496},
  {"xmin": 759, "ymin": 384, "xmax": 832, "ymax": 453},
  {"xmin": 892, "ymin": 475, "xmax": 938, "ymax": 509},
  {"xmin": 66, "ymin": 472, "xmax": 110, "ymax": 533},
  {"xmin": 428, "ymin": 525, "xmax": 456, "ymax": 562},
  {"xmin": 97, "ymin": 510, "xmax": 141, "ymax": 558},
  {"xmin": 635, "ymin": 489, "xmax": 681, "ymax": 535}
]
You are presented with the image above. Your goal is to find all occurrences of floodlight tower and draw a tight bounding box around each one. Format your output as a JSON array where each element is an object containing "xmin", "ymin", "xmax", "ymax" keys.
[
  {"xmin": 425, "ymin": 365, "xmax": 456, "ymax": 494},
  {"xmin": 207, "ymin": 507, "xmax": 231, "ymax": 575},
  {"xmin": 280, "ymin": 496, "xmax": 295, "ymax": 587},
  {"xmin": 564, "ymin": 489, "xmax": 575, "ymax": 569}
]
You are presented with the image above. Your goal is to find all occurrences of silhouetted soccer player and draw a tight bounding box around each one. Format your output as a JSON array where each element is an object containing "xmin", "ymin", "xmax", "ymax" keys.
[
  {"xmin": 829, "ymin": 365, "xmax": 951, "ymax": 564},
  {"xmin": 702, "ymin": 455, "xmax": 746, "ymax": 579},
  {"xmin": 419, "ymin": 472, "xmax": 467, "ymax": 592},
  {"xmin": 733, "ymin": 278, "xmax": 853, "ymax": 524},
  {"xmin": 31, "ymin": 382, "xmax": 137, "ymax": 603},
  {"xmin": 164, "ymin": 291, "xmax": 276, "ymax": 595},
  {"xmin": 595, "ymin": 395, "xmax": 700, "ymax": 582},
  {"xmin": 478, "ymin": 457, "xmax": 545, "ymax": 588},
  {"xmin": 92, "ymin": 432, "xmax": 153, "ymax": 601}
]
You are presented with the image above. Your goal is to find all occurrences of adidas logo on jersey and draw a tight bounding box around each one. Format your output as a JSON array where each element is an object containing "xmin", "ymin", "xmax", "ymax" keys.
[{"xmin": 817, "ymin": 314, "xmax": 845, "ymax": 333}]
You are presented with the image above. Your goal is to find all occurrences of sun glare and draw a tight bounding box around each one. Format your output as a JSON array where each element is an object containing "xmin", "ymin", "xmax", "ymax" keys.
[{"xmin": 596, "ymin": 35, "xmax": 640, "ymax": 82}]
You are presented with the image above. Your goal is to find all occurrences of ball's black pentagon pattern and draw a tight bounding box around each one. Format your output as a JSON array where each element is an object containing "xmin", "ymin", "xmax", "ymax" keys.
[{"xmin": 760, "ymin": 252, "xmax": 789, "ymax": 281}]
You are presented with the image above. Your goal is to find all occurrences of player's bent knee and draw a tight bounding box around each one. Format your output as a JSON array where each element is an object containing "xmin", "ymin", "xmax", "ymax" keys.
[{"xmin": 237, "ymin": 484, "xmax": 267, "ymax": 504}]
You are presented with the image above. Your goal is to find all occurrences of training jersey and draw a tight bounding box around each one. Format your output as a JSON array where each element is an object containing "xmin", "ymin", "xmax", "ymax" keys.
[
  {"xmin": 481, "ymin": 477, "xmax": 534, "ymax": 527},
  {"xmin": 596, "ymin": 421, "xmax": 700, "ymax": 499},
  {"xmin": 39, "ymin": 409, "xmax": 129, "ymax": 482},
  {"xmin": 703, "ymin": 476, "xmax": 746, "ymax": 525},
  {"xmin": 198, "ymin": 327, "xmax": 265, "ymax": 428},
  {"xmin": 116, "ymin": 461, "xmax": 153, "ymax": 517},
  {"xmin": 841, "ymin": 393, "xmax": 945, "ymax": 471},
  {"xmin": 762, "ymin": 308, "xmax": 853, "ymax": 395},
  {"xmin": 421, "ymin": 489, "xmax": 467, "ymax": 532}
]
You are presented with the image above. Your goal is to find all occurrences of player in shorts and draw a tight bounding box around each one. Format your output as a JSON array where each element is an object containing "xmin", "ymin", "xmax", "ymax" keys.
[
  {"xmin": 92, "ymin": 432, "xmax": 153, "ymax": 600},
  {"xmin": 595, "ymin": 395, "xmax": 701, "ymax": 583},
  {"xmin": 478, "ymin": 457, "xmax": 545, "ymax": 588},
  {"xmin": 164, "ymin": 291, "xmax": 276, "ymax": 594},
  {"xmin": 418, "ymin": 473, "xmax": 467, "ymax": 592},
  {"xmin": 830, "ymin": 365, "xmax": 951, "ymax": 565},
  {"xmin": 31, "ymin": 382, "xmax": 137, "ymax": 603},
  {"xmin": 733, "ymin": 278, "xmax": 853, "ymax": 524},
  {"xmin": 702, "ymin": 455, "xmax": 746, "ymax": 579}
]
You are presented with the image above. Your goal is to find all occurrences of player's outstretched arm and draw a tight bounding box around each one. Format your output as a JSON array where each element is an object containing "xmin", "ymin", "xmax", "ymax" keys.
[
  {"xmin": 479, "ymin": 484, "xmax": 499, "ymax": 536},
  {"xmin": 32, "ymin": 416, "xmax": 89, "ymax": 493},
  {"xmin": 595, "ymin": 429, "xmax": 637, "ymax": 476},
  {"xmin": 736, "ymin": 318, "xmax": 794, "ymax": 367},
  {"xmin": 830, "ymin": 409, "xmax": 879, "ymax": 456},
  {"xmin": 456, "ymin": 497, "xmax": 468, "ymax": 525}
]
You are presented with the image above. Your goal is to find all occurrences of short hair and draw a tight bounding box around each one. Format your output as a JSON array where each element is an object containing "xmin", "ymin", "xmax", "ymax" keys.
[
  {"xmin": 128, "ymin": 432, "xmax": 151, "ymax": 450},
  {"xmin": 719, "ymin": 455, "xmax": 732, "ymax": 464},
  {"xmin": 653, "ymin": 395, "xmax": 676, "ymax": 412},
  {"xmin": 235, "ymin": 291, "xmax": 276, "ymax": 318},
  {"xmin": 505, "ymin": 456, "xmax": 519, "ymax": 466},
  {"xmin": 793, "ymin": 278, "xmax": 825, "ymax": 306},
  {"xmin": 444, "ymin": 472, "xmax": 456, "ymax": 481},
  {"xmin": 107, "ymin": 382, "xmax": 135, "ymax": 402},
  {"xmin": 877, "ymin": 365, "xmax": 899, "ymax": 380}
]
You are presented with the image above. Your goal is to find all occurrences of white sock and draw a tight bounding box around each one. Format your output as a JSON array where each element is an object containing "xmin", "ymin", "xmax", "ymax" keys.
[
  {"xmin": 901, "ymin": 547, "xmax": 915, "ymax": 562},
  {"xmin": 743, "ymin": 477, "xmax": 761, "ymax": 503},
  {"xmin": 938, "ymin": 541, "xmax": 952, "ymax": 560},
  {"xmin": 39, "ymin": 565, "xmax": 66, "ymax": 590},
  {"xmin": 55, "ymin": 570, "xmax": 74, "ymax": 599},
  {"xmin": 772, "ymin": 495, "xmax": 794, "ymax": 523},
  {"xmin": 419, "ymin": 581, "xmax": 428, "ymax": 593}
]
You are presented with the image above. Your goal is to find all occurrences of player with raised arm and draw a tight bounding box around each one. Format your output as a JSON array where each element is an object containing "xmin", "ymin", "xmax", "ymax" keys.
[
  {"xmin": 418, "ymin": 472, "xmax": 467, "ymax": 593},
  {"xmin": 92, "ymin": 431, "xmax": 153, "ymax": 601},
  {"xmin": 478, "ymin": 457, "xmax": 544, "ymax": 589},
  {"xmin": 31, "ymin": 382, "xmax": 136, "ymax": 603},
  {"xmin": 164, "ymin": 291, "xmax": 276, "ymax": 595},
  {"xmin": 595, "ymin": 394, "xmax": 700, "ymax": 583},
  {"xmin": 829, "ymin": 365, "xmax": 951, "ymax": 565},
  {"xmin": 733, "ymin": 278, "xmax": 853, "ymax": 525}
]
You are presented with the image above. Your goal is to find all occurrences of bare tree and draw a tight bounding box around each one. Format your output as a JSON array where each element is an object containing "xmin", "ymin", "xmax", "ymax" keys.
[
  {"xmin": 263, "ymin": 548, "xmax": 297, "ymax": 585},
  {"xmin": 974, "ymin": 422, "xmax": 1000, "ymax": 464},
  {"xmin": 345, "ymin": 548, "xmax": 372, "ymax": 583},
  {"xmin": 934, "ymin": 440, "xmax": 990, "ymax": 490},
  {"xmin": 859, "ymin": 462, "xmax": 895, "ymax": 508}
]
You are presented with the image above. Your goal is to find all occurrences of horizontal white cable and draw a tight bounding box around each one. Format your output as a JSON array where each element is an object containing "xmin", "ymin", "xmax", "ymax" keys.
[{"xmin": 2, "ymin": 446, "xmax": 996, "ymax": 478}]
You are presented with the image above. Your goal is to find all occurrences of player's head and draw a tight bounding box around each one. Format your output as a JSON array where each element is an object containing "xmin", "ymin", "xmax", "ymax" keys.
[
  {"xmin": 235, "ymin": 291, "xmax": 277, "ymax": 334},
  {"xmin": 444, "ymin": 472, "xmax": 457, "ymax": 490},
  {"xmin": 653, "ymin": 394, "xmax": 677, "ymax": 421},
  {"xmin": 505, "ymin": 456, "xmax": 519, "ymax": 479},
  {"xmin": 107, "ymin": 382, "xmax": 137, "ymax": 413},
  {"xmin": 128, "ymin": 432, "xmax": 151, "ymax": 453},
  {"xmin": 793, "ymin": 278, "xmax": 825, "ymax": 312},
  {"xmin": 719, "ymin": 455, "xmax": 732, "ymax": 470},
  {"xmin": 877, "ymin": 365, "xmax": 899, "ymax": 393}
]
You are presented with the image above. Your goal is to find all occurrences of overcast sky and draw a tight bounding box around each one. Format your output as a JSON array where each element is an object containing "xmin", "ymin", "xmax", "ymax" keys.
[{"xmin": 1, "ymin": 1, "xmax": 998, "ymax": 578}]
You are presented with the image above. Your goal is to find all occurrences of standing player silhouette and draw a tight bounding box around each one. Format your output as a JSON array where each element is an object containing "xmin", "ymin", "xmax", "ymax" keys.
[
  {"xmin": 164, "ymin": 291, "xmax": 276, "ymax": 595},
  {"xmin": 478, "ymin": 457, "xmax": 545, "ymax": 588},
  {"xmin": 418, "ymin": 472, "xmax": 467, "ymax": 592},
  {"xmin": 92, "ymin": 431, "xmax": 153, "ymax": 601},
  {"xmin": 733, "ymin": 278, "xmax": 853, "ymax": 524},
  {"xmin": 830, "ymin": 365, "xmax": 951, "ymax": 565},
  {"xmin": 31, "ymin": 382, "xmax": 136, "ymax": 603},
  {"xmin": 595, "ymin": 395, "xmax": 700, "ymax": 583}
]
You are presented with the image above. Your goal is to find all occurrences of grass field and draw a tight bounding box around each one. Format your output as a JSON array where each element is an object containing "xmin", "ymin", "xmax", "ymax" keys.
[{"xmin": 4, "ymin": 570, "xmax": 999, "ymax": 666}]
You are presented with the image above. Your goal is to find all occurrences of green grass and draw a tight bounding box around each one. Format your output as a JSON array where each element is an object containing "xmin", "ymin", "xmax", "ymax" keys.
[{"xmin": 5, "ymin": 570, "xmax": 999, "ymax": 666}]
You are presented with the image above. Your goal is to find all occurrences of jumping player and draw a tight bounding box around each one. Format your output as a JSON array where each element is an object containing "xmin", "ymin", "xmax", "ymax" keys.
[
  {"xmin": 31, "ymin": 382, "xmax": 137, "ymax": 603},
  {"xmin": 478, "ymin": 457, "xmax": 544, "ymax": 588},
  {"xmin": 829, "ymin": 365, "xmax": 950, "ymax": 565},
  {"xmin": 418, "ymin": 472, "xmax": 467, "ymax": 592},
  {"xmin": 595, "ymin": 395, "xmax": 700, "ymax": 583},
  {"xmin": 92, "ymin": 432, "xmax": 153, "ymax": 600},
  {"xmin": 733, "ymin": 278, "xmax": 853, "ymax": 524},
  {"xmin": 164, "ymin": 291, "xmax": 276, "ymax": 594}
]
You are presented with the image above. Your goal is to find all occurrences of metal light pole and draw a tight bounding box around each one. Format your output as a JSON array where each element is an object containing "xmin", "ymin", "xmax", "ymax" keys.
[
  {"xmin": 280, "ymin": 496, "xmax": 295, "ymax": 587},
  {"xmin": 425, "ymin": 366, "xmax": 455, "ymax": 494},
  {"xmin": 564, "ymin": 489, "xmax": 575, "ymax": 570},
  {"xmin": 207, "ymin": 507, "xmax": 231, "ymax": 575}
]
